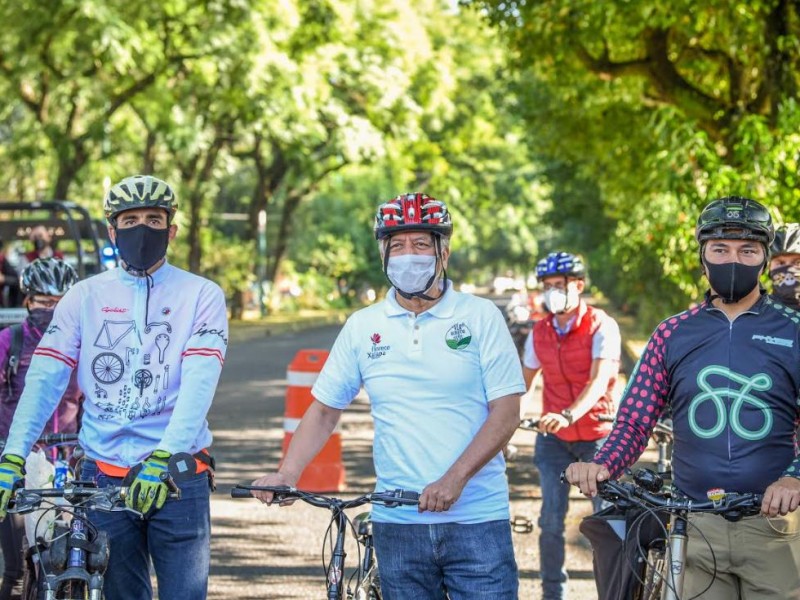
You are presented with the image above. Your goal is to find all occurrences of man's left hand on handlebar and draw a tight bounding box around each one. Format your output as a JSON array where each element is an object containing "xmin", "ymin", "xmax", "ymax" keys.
[
  {"xmin": 563, "ymin": 461, "xmax": 610, "ymax": 498},
  {"xmin": 124, "ymin": 450, "xmax": 172, "ymax": 517},
  {"xmin": 419, "ymin": 472, "xmax": 466, "ymax": 513},
  {"xmin": 762, "ymin": 476, "xmax": 800, "ymax": 517}
]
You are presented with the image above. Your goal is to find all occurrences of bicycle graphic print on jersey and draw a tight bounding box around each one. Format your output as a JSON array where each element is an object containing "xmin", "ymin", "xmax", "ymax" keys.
[{"xmin": 688, "ymin": 365, "xmax": 773, "ymax": 441}]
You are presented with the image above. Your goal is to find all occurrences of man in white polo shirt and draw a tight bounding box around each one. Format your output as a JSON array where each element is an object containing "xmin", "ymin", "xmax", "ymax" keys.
[{"xmin": 252, "ymin": 192, "xmax": 525, "ymax": 598}]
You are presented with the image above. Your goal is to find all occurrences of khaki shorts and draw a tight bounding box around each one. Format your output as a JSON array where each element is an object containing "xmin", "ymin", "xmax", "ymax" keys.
[{"xmin": 683, "ymin": 510, "xmax": 800, "ymax": 599}]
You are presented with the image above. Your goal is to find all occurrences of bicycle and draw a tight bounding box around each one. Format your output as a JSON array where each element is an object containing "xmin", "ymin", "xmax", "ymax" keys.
[
  {"xmin": 570, "ymin": 468, "xmax": 763, "ymax": 600},
  {"xmin": 9, "ymin": 482, "xmax": 144, "ymax": 600},
  {"xmin": 231, "ymin": 485, "xmax": 419, "ymax": 600}
]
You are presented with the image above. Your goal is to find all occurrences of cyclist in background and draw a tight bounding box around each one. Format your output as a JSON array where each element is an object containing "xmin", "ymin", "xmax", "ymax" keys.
[
  {"xmin": 0, "ymin": 238, "xmax": 20, "ymax": 308},
  {"xmin": 0, "ymin": 175, "xmax": 228, "ymax": 600},
  {"xmin": 523, "ymin": 251, "xmax": 620, "ymax": 600},
  {"xmin": 566, "ymin": 197, "xmax": 800, "ymax": 599},
  {"xmin": 22, "ymin": 226, "xmax": 63, "ymax": 266},
  {"xmin": 0, "ymin": 258, "xmax": 82, "ymax": 600},
  {"xmin": 252, "ymin": 192, "xmax": 525, "ymax": 599},
  {"xmin": 769, "ymin": 223, "xmax": 800, "ymax": 310}
]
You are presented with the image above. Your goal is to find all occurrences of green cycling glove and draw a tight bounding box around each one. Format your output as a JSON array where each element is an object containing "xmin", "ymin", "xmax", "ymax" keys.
[
  {"xmin": 0, "ymin": 454, "xmax": 25, "ymax": 520},
  {"xmin": 125, "ymin": 450, "xmax": 171, "ymax": 517}
]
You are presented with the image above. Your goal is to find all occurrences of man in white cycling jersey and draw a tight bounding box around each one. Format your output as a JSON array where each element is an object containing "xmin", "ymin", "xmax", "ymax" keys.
[
  {"xmin": 0, "ymin": 175, "xmax": 228, "ymax": 600},
  {"xmin": 252, "ymin": 192, "xmax": 525, "ymax": 599}
]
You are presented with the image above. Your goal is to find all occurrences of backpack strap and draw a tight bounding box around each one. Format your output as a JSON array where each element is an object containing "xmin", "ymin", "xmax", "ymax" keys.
[{"xmin": 6, "ymin": 324, "xmax": 24, "ymax": 393}]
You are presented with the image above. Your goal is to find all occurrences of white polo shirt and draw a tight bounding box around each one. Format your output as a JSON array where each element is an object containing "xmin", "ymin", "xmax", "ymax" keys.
[{"xmin": 312, "ymin": 285, "xmax": 526, "ymax": 524}]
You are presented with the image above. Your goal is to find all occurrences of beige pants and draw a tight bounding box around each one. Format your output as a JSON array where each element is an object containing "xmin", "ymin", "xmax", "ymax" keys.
[{"xmin": 682, "ymin": 511, "xmax": 800, "ymax": 599}]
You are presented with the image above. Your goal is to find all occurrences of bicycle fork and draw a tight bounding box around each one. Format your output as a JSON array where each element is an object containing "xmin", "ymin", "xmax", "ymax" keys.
[
  {"xmin": 663, "ymin": 512, "xmax": 688, "ymax": 600},
  {"xmin": 327, "ymin": 508, "xmax": 348, "ymax": 600}
]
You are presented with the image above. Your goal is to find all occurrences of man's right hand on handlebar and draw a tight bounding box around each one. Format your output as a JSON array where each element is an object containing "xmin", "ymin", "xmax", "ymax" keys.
[
  {"xmin": 563, "ymin": 461, "xmax": 610, "ymax": 498},
  {"xmin": 250, "ymin": 471, "xmax": 297, "ymax": 505},
  {"xmin": 0, "ymin": 454, "xmax": 25, "ymax": 519}
]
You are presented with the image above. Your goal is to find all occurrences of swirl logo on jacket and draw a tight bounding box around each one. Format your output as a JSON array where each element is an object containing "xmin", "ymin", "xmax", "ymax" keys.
[{"xmin": 689, "ymin": 365, "xmax": 773, "ymax": 441}]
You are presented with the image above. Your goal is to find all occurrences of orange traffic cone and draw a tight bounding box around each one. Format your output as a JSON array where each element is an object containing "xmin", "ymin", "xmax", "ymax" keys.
[{"xmin": 282, "ymin": 349, "xmax": 346, "ymax": 491}]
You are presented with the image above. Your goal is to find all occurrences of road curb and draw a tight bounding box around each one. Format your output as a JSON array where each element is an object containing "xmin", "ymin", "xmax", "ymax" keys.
[{"xmin": 228, "ymin": 312, "xmax": 350, "ymax": 344}]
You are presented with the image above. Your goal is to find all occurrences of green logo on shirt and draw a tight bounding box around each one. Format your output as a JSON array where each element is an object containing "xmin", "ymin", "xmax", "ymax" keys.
[
  {"xmin": 445, "ymin": 322, "xmax": 472, "ymax": 350},
  {"xmin": 689, "ymin": 365, "xmax": 773, "ymax": 441}
]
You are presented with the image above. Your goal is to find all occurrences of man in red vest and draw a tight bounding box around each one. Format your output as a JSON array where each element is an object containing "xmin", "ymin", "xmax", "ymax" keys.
[{"xmin": 522, "ymin": 251, "xmax": 621, "ymax": 600}]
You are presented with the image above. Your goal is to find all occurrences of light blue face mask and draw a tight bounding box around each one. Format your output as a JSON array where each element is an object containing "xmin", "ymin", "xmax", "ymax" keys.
[{"xmin": 386, "ymin": 254, "xmax": 437, "ymax": 295}]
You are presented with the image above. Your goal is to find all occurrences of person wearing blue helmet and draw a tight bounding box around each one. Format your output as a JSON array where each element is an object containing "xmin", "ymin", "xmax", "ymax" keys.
[{"xmin": 523, "ymin": 251, "xmax": 621, "ymax": 600}]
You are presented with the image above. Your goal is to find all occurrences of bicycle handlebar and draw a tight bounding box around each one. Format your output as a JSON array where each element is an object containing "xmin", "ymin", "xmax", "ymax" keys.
[
  {"xmin": 574, "ymin": 473, "xmax": 763, "ymax": 522},
  {"xmin": 519, "ymin": 413, "xmax": 615, "ymax": 431},
  {"xmin": 231, "ymin": 486, "xmax": 420, "ymax": 509},
  {"xmin": 9, "ymin": 484, "xmax": 133, "ymax": 515},
  {"xmin": 0, "ymin": 433, "xmax": 80, "ymax": 454}
]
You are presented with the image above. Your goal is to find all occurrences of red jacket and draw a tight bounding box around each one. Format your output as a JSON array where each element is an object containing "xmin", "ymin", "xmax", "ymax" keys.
[{"xmin": 533, "ymin": 302, "xmax": 617, "ymax": 442}]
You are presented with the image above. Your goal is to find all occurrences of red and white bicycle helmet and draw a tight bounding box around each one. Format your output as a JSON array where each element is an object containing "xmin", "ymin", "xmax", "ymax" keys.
[{"xmin": 374, "ymin": 193, "xmax": 452, "ymax": 240}]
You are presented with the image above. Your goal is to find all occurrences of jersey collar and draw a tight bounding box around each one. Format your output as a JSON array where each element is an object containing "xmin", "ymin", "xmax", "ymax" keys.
[{"xmin": 115, "ymin": 260, "xmax": 174, "ymax": 287}]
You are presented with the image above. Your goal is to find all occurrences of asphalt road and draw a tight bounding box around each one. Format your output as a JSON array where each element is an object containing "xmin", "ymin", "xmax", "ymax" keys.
[{"xmin": 205, "ymin": 322, "xmax": 601, "ymax": 599}]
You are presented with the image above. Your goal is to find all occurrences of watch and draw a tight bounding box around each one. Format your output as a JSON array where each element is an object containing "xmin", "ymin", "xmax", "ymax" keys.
[{"xmin": 560, "ymin": 409, "xmax": 574, "ymax": 425}]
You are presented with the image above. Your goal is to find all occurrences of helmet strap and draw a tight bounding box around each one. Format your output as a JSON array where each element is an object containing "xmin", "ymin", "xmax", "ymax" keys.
[{"xmin": 382, "ymin": 234, "xmax": 448, "ymax": 301}]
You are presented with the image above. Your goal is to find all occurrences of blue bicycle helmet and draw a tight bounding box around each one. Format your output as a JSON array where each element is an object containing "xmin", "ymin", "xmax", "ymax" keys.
[{"xmin": 536, "ymin": 252, "xmax": 586, "ymax": 281}]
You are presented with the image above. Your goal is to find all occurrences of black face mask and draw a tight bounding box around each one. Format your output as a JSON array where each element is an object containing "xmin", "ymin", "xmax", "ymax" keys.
[
  {"xmin": 28, "ymin": 308, "xmax": 54, "ymax": 332},
  {"xmin": 770, "ymin": 264, "xmax": 800, "ymax": 309},
  {"xmin": 33, "ymin": 239, "xmax": 46, "ymax": 251},
  {"xmin": 704, "ymin": 260, "xmax": 763, "ymax": 304},
  {"xmin": 114, "ymin": 225, "xmax": 169, "ymax": 274}
]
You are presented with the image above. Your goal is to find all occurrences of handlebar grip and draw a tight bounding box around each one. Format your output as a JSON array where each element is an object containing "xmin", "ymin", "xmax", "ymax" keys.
[
  {"xmin": 159, "ymin": 472, "xmax": 181, "ymax": 500},
  {"xmin": 230, "ymin": 487, "xmax": 254, "ymax": 499},
  {"xmin": 38, "ymin": 433, "xmax": 80, "ymax": 445}
]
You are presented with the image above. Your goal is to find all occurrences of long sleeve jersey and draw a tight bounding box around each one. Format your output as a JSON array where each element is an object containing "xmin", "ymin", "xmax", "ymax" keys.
[
  {"xmin": 0, "ymin": 318, "xmax": 82, "ymax": 438},
  {"xmin": 594, "ymin": 292, "xmax": 800, "ymax": 500},
  {"xmin": 4, "ymin": 261, "xmax": 228, "ymax": 466}
]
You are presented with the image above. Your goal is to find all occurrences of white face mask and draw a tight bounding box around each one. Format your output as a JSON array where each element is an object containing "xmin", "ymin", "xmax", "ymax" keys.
[
  {"xmin": 386, "ymin": 254, "xmax": 437, "ymax": 295},
  {"xmin": 543, "ymin": 286, "xmax": 580, "ymax": 314}
]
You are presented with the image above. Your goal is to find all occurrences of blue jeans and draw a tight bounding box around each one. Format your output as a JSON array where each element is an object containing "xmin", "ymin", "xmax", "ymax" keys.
[
  {"xmin": 372, "ymin": 520, "xmax": 518, "ymax": 599},
  {"xmin": 533, "ymin": 434, "xmax": 605, "ymax": 600},
  {"xmin": 80, "ymin": 460, "xmax": 211, "ymax": 600}
]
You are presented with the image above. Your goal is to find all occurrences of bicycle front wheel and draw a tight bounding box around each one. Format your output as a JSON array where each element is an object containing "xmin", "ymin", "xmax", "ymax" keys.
[
  {"xmin": 639, "ymin": 547, "xmax": 666, "ymax": 600},
  {"xmin": 57, "ymin": 580, "xmax": 89, "ymax": 599}
]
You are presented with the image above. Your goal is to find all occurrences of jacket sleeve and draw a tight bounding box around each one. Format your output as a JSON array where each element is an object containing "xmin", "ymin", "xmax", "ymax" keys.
[
  {"xmin": 592, "ymin": 323, "xmax": 671, "ymax": 479},
  {"xmin": 4, "ymin": 287, "xmax": 81, "ymax": 457},
  {"xmin": 158, "ymin": 281, "xmax": 228, "ymax": 454}
]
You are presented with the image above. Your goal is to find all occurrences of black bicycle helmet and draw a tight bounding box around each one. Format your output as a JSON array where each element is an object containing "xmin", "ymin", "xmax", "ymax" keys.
[
  {"xmin": 20, "ymin": 258, "xmax": 79, "ymax": 296},
  {"xmin": 695, "ymin": 197, "xmax": 774, "ymax": 246},
  {"xmin": 770, "ymin": 223, "xmax": 800, "ymax": 257}
]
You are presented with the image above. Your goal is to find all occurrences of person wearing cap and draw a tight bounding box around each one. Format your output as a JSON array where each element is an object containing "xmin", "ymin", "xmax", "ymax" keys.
[
  {"xmin": 0, "ymin": 258, "xmax": 82, "ymax": 600},
  {"xmin": 565, "ymin": 197, "xmax": 800, "ymax": 598},
  {"xmin": 0, "ymin": 175, "xmax": 228, "ymax": 600},
  {"xmin": 523, "ymin": 251, "xmax": 621, "ymax": 600},
  {"xmin": 251, "ymin": 192, "xmax": 526, "ymax": 598},
  {"xmin": 769, "ymin": 223, "xmax": 800, "ymax": 310}
]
